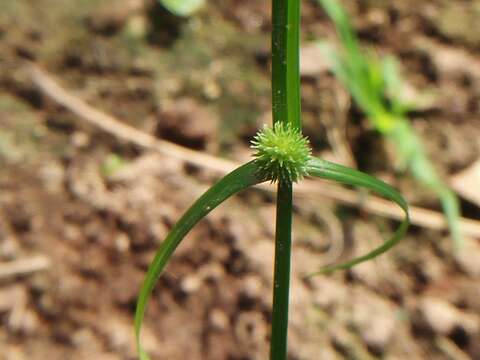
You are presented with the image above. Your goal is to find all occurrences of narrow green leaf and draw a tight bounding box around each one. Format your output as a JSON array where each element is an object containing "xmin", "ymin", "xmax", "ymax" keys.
[
  {"xmin": 317, "ymin": 0, "xmax": 360, "ymax": 57},
  {"xmin": 438, "ymin": 187, "xmax": 463, "ymax": 250},
  {"xmin": 389, "ymin": 121, "xmax": 463, "ymax": 249},
  {"xmin": 306, "ymin": 157, "xmax": 409, "ymax": 275},
  {"xmin": 159, "ymin": 0, "xmax": 204, "ymax": 17},
  {"xmin": 135, "ymin": 161, "xmax": 265, "ymax": 360}
]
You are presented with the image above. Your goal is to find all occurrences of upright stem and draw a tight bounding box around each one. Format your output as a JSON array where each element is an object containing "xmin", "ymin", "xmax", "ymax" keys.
[
  {"xmin": 270, "ymin": 0, "xmax": 301, "ymax": 359},
  {"xmin": 272, "ymin": 0, "xmax": 301, "ymax": 131},
  {"xmin": 270, "ymin": 182, "xmax": 293, "ymax": 359}
]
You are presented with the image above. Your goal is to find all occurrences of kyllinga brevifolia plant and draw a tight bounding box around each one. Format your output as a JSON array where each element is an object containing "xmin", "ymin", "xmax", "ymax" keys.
[{"xmin": 135, "ymin": 1, "xmax": 410, "ymax": 359}]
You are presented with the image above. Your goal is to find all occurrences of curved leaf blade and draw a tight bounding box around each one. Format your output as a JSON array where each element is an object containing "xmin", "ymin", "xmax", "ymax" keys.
[
  {"xmin": 306, "ymin": 157, "xmax": 409, "ymax": 275},
  {"xmin": 135, "ymin": 160, "xmax": 265, "ymax": 360}
]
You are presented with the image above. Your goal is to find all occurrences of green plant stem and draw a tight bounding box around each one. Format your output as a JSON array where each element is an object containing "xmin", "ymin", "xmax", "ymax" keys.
[
  {"xmin": 270, "ymin": 182, "xmax": 293, "ymax": 360},
  {"xmin": 270, "ymin": 0, "xmax": 301, "ymax": 359},
  {"xmin": 272, "ymin": 0, "xmax": 301, "ymax": 130}
]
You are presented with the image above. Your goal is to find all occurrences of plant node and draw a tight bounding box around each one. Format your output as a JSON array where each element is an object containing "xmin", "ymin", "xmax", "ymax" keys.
[{"xmin": 251, "ymin": 123, "xmax": 312, "ymax": 183}]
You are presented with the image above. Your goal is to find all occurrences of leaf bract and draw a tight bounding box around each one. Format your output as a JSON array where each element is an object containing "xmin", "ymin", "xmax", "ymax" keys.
[
  {"xmin": 135, "ymin": 161, "xmax": 265, "ymax": 360},
  {"xmin": 306, "ymin": 157, "xmax": 409, "ymax": 275}
]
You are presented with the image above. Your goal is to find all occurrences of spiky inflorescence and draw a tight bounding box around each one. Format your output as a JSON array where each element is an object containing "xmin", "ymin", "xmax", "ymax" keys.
[{"xmin": 251, "ymin": 122, "xmax": 312, "ymax": 183}]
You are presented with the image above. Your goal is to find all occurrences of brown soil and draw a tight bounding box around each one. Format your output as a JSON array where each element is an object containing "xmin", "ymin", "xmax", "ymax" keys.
[{"xmin": 1, "ymin": 1, "xmax": 479, "ymax": 359}]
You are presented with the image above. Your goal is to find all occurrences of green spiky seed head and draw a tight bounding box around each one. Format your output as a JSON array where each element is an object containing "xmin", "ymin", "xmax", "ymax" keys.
[{"xmin": 251, "ymin": 122, "xmax": 312, "ymax": 183}]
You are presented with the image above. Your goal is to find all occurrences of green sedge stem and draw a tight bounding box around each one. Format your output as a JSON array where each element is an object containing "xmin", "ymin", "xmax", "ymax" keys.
[
  {"xmin": 270, "ymin": 0, "xmax": 301, "ymax": 359},
  {"xmin": 272, "ymin": 0, "xmax": 301, "ymax": 130},
  {"xmin": 270, "ymin": 181, "xmax": 293, "ymax": 360}
]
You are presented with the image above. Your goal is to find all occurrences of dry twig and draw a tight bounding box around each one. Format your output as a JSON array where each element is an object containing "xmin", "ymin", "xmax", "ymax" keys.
[
  {"xmin": 0, "ymin": 256, "xmax": 50, "ymax": 280},
  {"xmin": 27, "ymin": 63, "xmax": 480, "ymax": 239}
]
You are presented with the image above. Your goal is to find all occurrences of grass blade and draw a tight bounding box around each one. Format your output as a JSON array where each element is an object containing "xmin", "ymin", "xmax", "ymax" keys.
[
  {"xmin": 135, "ymin": 160, "xmax": 265, "ymax": 360},
  {"xmin": 306, "ymin": 157, "xmax": 409, "ymax": 275},
  {"xmin": 316, "ymin": 0, "xmax": 462, "ymax": 247},
  {"xmin": 389, "ymin": 121, "xmax": 463, "ymax": 249}
]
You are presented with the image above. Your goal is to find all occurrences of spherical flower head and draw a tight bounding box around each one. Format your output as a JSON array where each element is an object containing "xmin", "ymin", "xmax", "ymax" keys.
[{"xmin": 251, "ymin": 122, "xmax": 312, "ymax": 183}]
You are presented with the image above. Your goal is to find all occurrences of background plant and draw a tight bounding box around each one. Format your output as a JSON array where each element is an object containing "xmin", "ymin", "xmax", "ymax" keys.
[
  {"xmin": 317, "ymin": 0, "xmax": 462, "ymax": 250},
  {"xmin": 135, "ymin": 1, "xmax": 409, "ymax": 359},
  {"xmin": 159, "ymin": 0, "xmax": 205, "ymax": 17}
]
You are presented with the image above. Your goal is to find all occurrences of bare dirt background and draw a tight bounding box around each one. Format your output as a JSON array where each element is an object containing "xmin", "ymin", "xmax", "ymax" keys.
[{"xmin": 1, "ymin": 1, "xmax": 480, "ymax": 359}]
